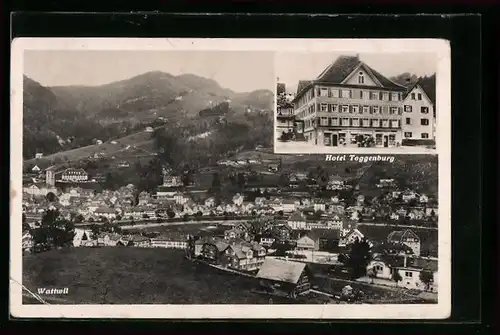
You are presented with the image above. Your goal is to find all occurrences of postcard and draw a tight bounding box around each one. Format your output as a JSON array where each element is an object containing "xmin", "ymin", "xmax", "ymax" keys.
[{"xmin": 10, "ymin": 38, "xmax": 450, "ymax": 319}]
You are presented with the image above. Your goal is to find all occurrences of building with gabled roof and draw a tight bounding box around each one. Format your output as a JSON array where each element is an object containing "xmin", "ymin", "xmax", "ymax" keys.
[
  {"xmin": 291, "ymin": 55, "xmax": 408, "ymax": 148},
  {"xmin": 256, "ymin": 258, "xmax": 311, "ymax": 298},
  {"xmin": 401, "ymin": 81, "xmax": 436, "ymax": 142}
]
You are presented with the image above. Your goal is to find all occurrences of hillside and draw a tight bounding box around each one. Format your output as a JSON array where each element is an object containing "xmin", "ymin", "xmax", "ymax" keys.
[{"xmin": 22, "ymin": 72, "xmax": 274, "ymax": 160}]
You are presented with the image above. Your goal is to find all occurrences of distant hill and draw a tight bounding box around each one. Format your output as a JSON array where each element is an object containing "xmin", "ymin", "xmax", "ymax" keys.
[{"xmin": 22, "ymin": 72, "xmax": 273, "ymax": 160}]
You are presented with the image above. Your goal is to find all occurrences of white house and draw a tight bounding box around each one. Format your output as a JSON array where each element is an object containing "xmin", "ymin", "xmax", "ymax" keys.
[
  {"xmin": 32, "ymin": 165, "xmax": 41, "ymax": 173},
  {"xmin": 402, "ymin": 82, "xmax": 436, "ymax": 142},
  {"xmin": 282, "ymin": 199, "xmax": 297, "ymax": 213},
  {"xmin": 73, "ymin": 228, "xmax": 95, "ymax": 247}
]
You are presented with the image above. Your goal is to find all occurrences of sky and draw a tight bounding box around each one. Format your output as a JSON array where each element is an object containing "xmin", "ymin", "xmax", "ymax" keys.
[
  {"xmin": 24, "ymin": 50, "xmax": 274, "ymax": 93},
  {"xmin": 276, "ymin": 52, "xmax": 437, "ymax": 94}
]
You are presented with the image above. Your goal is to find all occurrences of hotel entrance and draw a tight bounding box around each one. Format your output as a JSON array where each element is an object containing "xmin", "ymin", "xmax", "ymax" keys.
[{"xmin": 323, "ymin": 132, "xmax": 339, "ymax": 147}]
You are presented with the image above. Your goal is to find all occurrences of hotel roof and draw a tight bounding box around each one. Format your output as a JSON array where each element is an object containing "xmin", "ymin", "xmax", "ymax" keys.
[{"xmin": 294, "ymin": 55, "xmax": 407, "ymax": 101}]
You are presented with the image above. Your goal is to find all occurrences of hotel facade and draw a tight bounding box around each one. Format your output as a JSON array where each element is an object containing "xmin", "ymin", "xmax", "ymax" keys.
[{"xmin": 291, "ymin": 55, "xmax": 432, "ymax": 148}]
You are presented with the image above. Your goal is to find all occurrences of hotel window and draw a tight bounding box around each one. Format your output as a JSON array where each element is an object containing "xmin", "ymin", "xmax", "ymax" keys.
[
  {"xmin": 341, "ymin": 89, "xmax": 351, "ymax": 98},
  {"xmin": 390, "ymin": 107, "xmax": 398, "ymax": 115},
  {"xmin": 352, "ymin": 89, "xmax": 362, "ymax": 99},
  {"xmin": 331, "ymin": 118, "xmax": 339, "ymax": 126},
  {"xmin": 421, "ymin": 133, "xmax": 429, "ymax": 139},
  {"xmin": 404, "ymin": 132, "xmax": 413, "ymax": 138},
  {"xmin": 405, "ymin": 118, "xmax": 411, "ymax": 125},
  {"xmin": 331, "ymin": 104, "xmax": 338, "ymax": 113},
  {"xmin": 382, "ymin": 119, "xmax": 389, "ymax": 128},
  {"xmin": 352, "ymin": 118, "xmax": 360, "ymax": 127},
  {"xmin": 341, "ymin": 118, "xmax": 350, "ymax": 126},
  {"xmin": 320, "ymin": 88, "xmax": 329, "ymax": 97},
  {"xmin": 418, "ymin": 93, "xmax": 422, "ymax": 100},
  {"xmin": 411, "ymin": 93, "xmax": 416, "ymax": 100},
  {"xmin": 421, "ymin": 106, "xmax": 429, "ymax": 114},
  {"xmin": 352, "ymin": 105, "xmax": 360, "ymax": 114},
  {"xmin": 331, "ymin": 89, "xmax": 339, "ymax": 98},
  {"xmin": 421, "ymin": 118, "xmax": 430, "ymax": 126},
  {"xmin": 372, "ymin": 106, "xmax": 379, "ymax": 114},
  {"xmin": 370, "ymin": 92, "xmax": 378, "ymax": 100},
  {"xmin": 321, "ymin": 104, "xmax": 328, "ymax": 112},
  {"xmin": 383, "ymin": 92, "xmax": 389, "ymax": 101},
  {"xmin": 391, "ymin": 93, "xmax": 399, "ymax": 101},
  {"xmin": 358, "ymin": 72, "xmax": 364, "ymax": 84},
  {"xmin": 341, "ymin": 105, "xmax": 349, "ymax": 113},
  {"xmin": 404, "ymin": 105, "xmax": 412, "ymax": 112},
  {"xmin": 362, "ymin": 106, "xmax": 370, "ymax": 114},
  {"xmin": 381, "ymin": 106, "xmax": 389, "ymax": 115},
  {"xmin": 391, "ymin": 120, "xmax": 399, "ymax": 128},
  {"xmin": 372, "ymin": 119, "xmax": 380, "ymax": 127},
  {"xmin": 320, "ymin": 117, "xmax": 328, "ymax": 126},
  {"xmin": 362, "ymin": 118, "xmax": 370, "ymax": 127}
]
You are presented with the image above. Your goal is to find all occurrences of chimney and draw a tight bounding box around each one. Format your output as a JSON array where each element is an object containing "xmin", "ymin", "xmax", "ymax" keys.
[
  {"xmin": 403, "ymin": 255, "xmax": 407, "ymax": 268},
  {"xmin": 356, "ymin": 53, "xmax": 360, "ymax": 61}
]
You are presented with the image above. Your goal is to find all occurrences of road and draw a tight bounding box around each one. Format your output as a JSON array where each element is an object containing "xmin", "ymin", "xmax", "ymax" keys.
[
  {"xmin": 359, "ymin": 222, "xmax": 438, "ymax": 230},
  {"xmin": 274, "ymin": 141, "xmax": 436, "ymax": 155}
]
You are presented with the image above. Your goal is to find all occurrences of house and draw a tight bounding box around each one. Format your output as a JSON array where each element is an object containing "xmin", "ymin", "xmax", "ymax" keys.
[
  {"xmin": 276, "ymin": 97, "xmax": 295, "ymax": 141},
  {"xmin": 259, "ymin": 234, "xmax": 276, "ymax": 247},
  {"xmin": 377, "ymin": 178, "xmax": 396, "ymax": 188},
  {"xmin": 23, "ymin": 183, "xmax": 57, "ymax": 197},
  {"xmin": 96, "ymin": 139, "xmax": 103, "ymax": 145},
  {"xmin": 35, "ymin": 153, "xmax": 43, "ymax": 159},
  {"xmin": 117, "ymin": 161, "xmax": 130, "ymax": 168},
  {"xmin": 256, "ymin": 258, "xmax": 311, "ymax": 298},
  {"xmin": 291, "ymin": 54, "xmax": 407, "ymax": 148},
  {"xmin": 224, "ymin": 228, "xmax": 247, "ymax": 241},
  {"xmin": 232, "ymin": 193, "xmax": 244, "ymax": 206},
  {"xmin": 326, "ymin": 214, "xmax": 344, "ymax": 230},
  {"xmin": 138, "ymin": 191, "xmax": 151, "ymax": 206},
  {"xmin": 282, "ymin": 199, "xmax": 297, "ymax": 213},
  {"xmin": 222, "ymin": 240, "xmax": 267, "ymax": 271},
  {"xmin": 174, "ymin": 192, "xmax": 190, "ymax": 205},
  {"xmin": 145, "ymin": 126, "xmax": 154, "ymax": 133},
  {"xmin": 271, "ymin": 224, "xmax": 292, "ymax": 242},
  {"xmin": 200, "ymin": 238, "xmax": 230, "ymax": 262},
  {"xmin": 296, "ymin": 229, "xmax": 341, "ymax": 251},
  {"xmin": 127, "ymin": 235, "xmax": 151, "ymax": 248},
  {"xmin": 313, "ymin": 200, "xmax": 326, "ymax": 212},
  {"xmin": 401, "ymin": 190, "xmax": 418, "ymax": 202},
  {"xmin": 401, "ymin": 82, "xmax": 436, "ymax": 142},
  {"xmin": 204, "ymin": 197, "xmax": 216, "ymax": 208},
  {"xmin": 151, "ymin": 232, "xmax": 188, "ymax": 249},
  {"xmin": 163, "ymin": 174, "xmax": 182, "ymax": 187},
  {"xmin": 367, "ymin": 254, "xmax": 438, "ymax": 292},
  {"xmin": 419, "ymin": 194, "xmax": 429, "ymax": 204},
  {"xmin": 61, "ymin": 168, "xmax": 89, "ymax": 182},
  {"xmin": 288, "ymin": 211, "xmax": 307, "ymax": 230},
  {"xmin": 97, "ymin": 233, "xmax": 123, "ymax": 246},
  {"xmin": 32, "ymin": 165, "xmax": 41, "ymax": 173},
  {"xmin": 73, "ymin": 228, "xmax": 94, "ymax": 247},
  {"xmin": 387, "ymin": 229, "xmax": 421, "ymax": 256},
  {"xmin": 22, "ymin": 231, "xmax": 33, "ymax": 252},
  {"xmin": 340, "ymin": 228, "xmax": 365, "ymax": 247},
  {"xmin": 94, "ymin": 207, "xmax": 117, "ymax": 220}
]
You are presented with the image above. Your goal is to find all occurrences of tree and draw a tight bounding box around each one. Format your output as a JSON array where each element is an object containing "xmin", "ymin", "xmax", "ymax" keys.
[
  {"xmin": 116, "ymin": 214, "xmax": 122, "ymax": 221},
  {"xmin": 237, "ymin": 172, "xmax": 246, "ymax": 189},
  {"xmin": 33, "ymin": 209, "xmax": 75, "ymax": 248},
  {"xmin": 419, "ymin": 270, "xmax": 434, "ymax": 291},
  {"xmin": 167, "ymin": 210, "xmax": 176, "ymax": 219},
  {"xmin": 46, "ymin": 192, "xmax": 57, "ymax": 202},
  {"xmin": 142, "ymin": 214, "xmax": 150, "ymax": 219},
  {"xmin": 393, "ymin": 271, "xmax": 402, "ymax": 287},
  {"xmin": 211, "ymin": 172, "xmax": 221, "ymax": 190},
  {"xmin": 196, "ymin": 211, "xmax": 203, "ymax": 217},
  {"xmin": 341, "ymin": 238, "xmax": 372, "ymax": 280},
  {"xmin": 90, "ymin": 224, "xmax": 100, "ymax": 237},
  {"xmin": 75, "ymin": 214, "xmax": 85, "ymax": 223},
  {"xmin": 277, "ymin": 210, "xmax": 284, "ymax": 217}
]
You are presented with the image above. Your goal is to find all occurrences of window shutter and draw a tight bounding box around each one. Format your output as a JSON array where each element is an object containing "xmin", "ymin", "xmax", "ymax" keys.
[
  {"xmin": 379, "ymin": 92, "xmax": 383, "ymax": 100},
  {"xmin": 328, "ymin": 89, "xmax": 332, "ymax": 98}
]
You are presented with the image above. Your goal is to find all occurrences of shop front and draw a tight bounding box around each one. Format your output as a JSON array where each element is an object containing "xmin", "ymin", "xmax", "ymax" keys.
[{"xmin": 318, "ymin": 128, "xmax": 402, "ymax": 148}]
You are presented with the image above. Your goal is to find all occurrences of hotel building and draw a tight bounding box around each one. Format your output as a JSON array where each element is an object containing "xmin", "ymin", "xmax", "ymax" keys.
[{"xmin": 291, "ymin": 55, "xmax": 409, "ymax": 148}]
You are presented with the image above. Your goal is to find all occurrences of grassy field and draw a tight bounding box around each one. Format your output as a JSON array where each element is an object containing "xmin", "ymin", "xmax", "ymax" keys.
[{"xmin": 22, "ymin": 247, "xmax": 331, "ymax": 305}]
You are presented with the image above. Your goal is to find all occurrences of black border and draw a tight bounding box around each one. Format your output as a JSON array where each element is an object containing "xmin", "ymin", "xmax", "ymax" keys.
[{"xmin": 6, "ymin": 11, "xmax": 487, "ymax": 332}]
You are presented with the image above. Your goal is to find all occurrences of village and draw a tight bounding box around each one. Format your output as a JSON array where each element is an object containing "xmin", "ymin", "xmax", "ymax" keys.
[{"xmin": 22, "ymin": 157, "xmax": 439, "ymax": 303}]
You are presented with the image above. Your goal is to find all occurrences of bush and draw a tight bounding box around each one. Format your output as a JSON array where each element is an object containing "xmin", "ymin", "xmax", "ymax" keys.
[{"xmin": 401, "ymin": 139, "xmax": 436, "ymax": 147}]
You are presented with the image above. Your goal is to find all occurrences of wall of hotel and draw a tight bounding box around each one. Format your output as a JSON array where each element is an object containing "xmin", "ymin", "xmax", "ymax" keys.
[
  {"xmin": 401, "ymin": 86, "xmax": 435, "ymax": 141},
  {"xmin": 295, "ymin": 84, "xmax": 405, "ymax": 146}
]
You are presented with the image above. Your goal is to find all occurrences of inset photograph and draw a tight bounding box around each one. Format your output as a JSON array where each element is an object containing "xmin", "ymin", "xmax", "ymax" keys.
[{"xmin": 275, "ymin": 52, "xmax": 438, "ymax": 154}]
